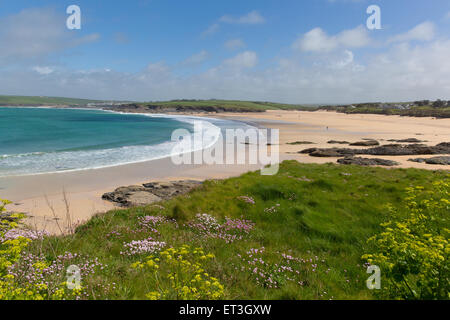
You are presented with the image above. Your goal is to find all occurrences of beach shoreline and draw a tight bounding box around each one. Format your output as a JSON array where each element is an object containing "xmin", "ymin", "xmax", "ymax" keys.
[{"xmin": 1, "ymin": 110, "xmax": 449, "ymax": 234}]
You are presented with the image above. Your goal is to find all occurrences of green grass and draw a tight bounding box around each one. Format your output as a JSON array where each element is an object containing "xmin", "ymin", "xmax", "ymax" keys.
[
  {"xmin": 0, "ymin": 95, "xmax": 116, "ymax": 106},
  {"xmin": 0, "ymin": 95, "xmax": 312, "ymax": 112},
  {"xmin": 142, "ymin": 99, "xmax": 309, "ymax": 111},
  {"xmin": 27, "ymin": 161, "xmax": 449, "ymax": 300},
  {"xmin": 107, "ymin": 99, "xmax": 312, "ymax": 113},
  {"xmin": 3, "ymin": 95, "xmax": 448, "ymax": 118}
]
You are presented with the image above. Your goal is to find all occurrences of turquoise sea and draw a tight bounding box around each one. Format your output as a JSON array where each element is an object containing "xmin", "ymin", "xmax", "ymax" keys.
[{"xmin": 0, "ymin": 107, "xmax": 244, "ymax": 177}]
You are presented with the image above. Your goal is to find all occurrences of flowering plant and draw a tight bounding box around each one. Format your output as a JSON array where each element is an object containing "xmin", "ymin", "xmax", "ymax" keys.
[
  {"xmin": 131, "ymin": 245, "xmax": 224, "ymax": 300},
  {"xmin": 121, "ymin": 237, "xmax": 166, "ymax": 256},
  {"xmin": 187, "ymin": 213, "xmax": 255, "ymax": 243},
  {"xmin": 237, "ymin": 247, "xmax": 328, "ymax": 293},
  {"xmin": 363, "ymin": 181, "xmax": 449, "ymax": 299}
]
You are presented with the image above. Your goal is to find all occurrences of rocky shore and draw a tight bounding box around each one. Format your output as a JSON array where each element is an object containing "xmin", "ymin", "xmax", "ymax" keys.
[
  {"xmin": 300, "ymin": 142, "xmax": 450, "ymax": 158},
  {"xmin": 298, "ymin": 140, "xmax": 450, "ymax": 167},
  {"xmin": 408, "ymin": 156, "xmax": 450, "ymax": 165},
  {"xmin": 337, "ymin": 157, "xmax": 399, "ymax": 166},
  {"xmin": 102, "ymin": 180, "xmax": 203, "ymax": 207}
]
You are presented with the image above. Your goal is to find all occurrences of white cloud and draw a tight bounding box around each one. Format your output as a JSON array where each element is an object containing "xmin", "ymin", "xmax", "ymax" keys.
[
  {"xmin": 3, "ymin": 38, "xmax": 450, "ymax": 104},
  {"xmin": 32, "ymin": 66, "xmax": 54, "ymax": 75},
  {"xmin": 1, "ymin": 19, "xmax": 450, "ymax": 105},
  {"xmin": 201, "ymin": 23, "xmax": 220, "ymax": 37},
  {"xmin": 224, "ymin": 39, "xmax": 246, "ymax": 50},
  {"xmin": 294, "ymin": 28, "xmax": 335, "ymax": 52},
  {"xmin": 0, "ymin": 8, "xmax": 99, "ymax": 64},
  {"xmin": 293, "ymin": 25, "xmax": 371, "ymax": 52},
  {"xmin": 388, "ymin": 22, "xmax": 435, "ymax": 43},
  {"xmin": 202, "ymin": 10, "xmax": 264, "ymax": 37},
  {"xmin": 223, "ymin": 51, "xmax": 258, "ymax": 69},
  {"xmin": 219, "ymin": 11, "xmax": 265, "ymax": 25},
  {"xmin": 333, "ymin": 50, "xmax": 355, "ymax": 69},
  {"xmin": 181, "ymin": 50, "xmax": 209, "ymax": 66},
  {"xmin": 146, "ymin": 61, "xmax": 169, "ymax": 74}
]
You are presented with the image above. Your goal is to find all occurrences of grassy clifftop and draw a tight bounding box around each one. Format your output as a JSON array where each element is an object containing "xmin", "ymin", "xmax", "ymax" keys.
[
  {"xmin": 105, "ymin": 99, "xmax": 310, "ymax": 113},
  {"xmin": 0, "ymin": 95, "xmax": 113, "ymax": 106},
  {"xmin": 5, "ymin": 161, "xmax": 447, "ymax": 300},
  {"xmin": 2, "ymin": 95, "xmax": 448, "ymax": 117},
  {"xmin": 0, "ymin": 95, "xmax": 310, "ymax": 111}
]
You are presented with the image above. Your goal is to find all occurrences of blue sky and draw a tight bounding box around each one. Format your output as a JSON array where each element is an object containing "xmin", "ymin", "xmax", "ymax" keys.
[{"xmin": 0, "ymin": 0, "xmax": 449, "ymax": 103}]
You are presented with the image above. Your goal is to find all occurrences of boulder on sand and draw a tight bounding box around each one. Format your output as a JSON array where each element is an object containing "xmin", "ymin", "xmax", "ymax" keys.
[
  {"xmin": 387, "ymin": 138, "xmax": 426, "ymax": 143},
  {"xmin": 408, "ymin": 156, "xmax": 450, "ymax": 165},
  {"xmin": 337, "ymin": 157, "xmax": 399, "ymax": 166},
  {"xmin": 102, "ymin": 180, "xmax": 202, "ymax": 207},
  {"xmin": 300, "ymin": 142, "xmax": 450, "ymax": 157},
  {"xmin": 310, "ymin": 149, "xmax": 347, "ymax": 157},
  {"xmin": 349, "ymin": 140, "xmax": 380, "ymax": 146},
  {"xmin": 327, "ymin": 140, "xmax": 349, "ymax": 144}
]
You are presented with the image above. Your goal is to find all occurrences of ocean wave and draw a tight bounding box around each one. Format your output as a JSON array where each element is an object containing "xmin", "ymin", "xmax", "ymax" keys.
[
  {"xmin": 0, "ymin": 116, "xmax": 224, "ymax": 177},
  {"xmin": 0, "ymin": 152, "xmax": 46, "ymax": 159}
]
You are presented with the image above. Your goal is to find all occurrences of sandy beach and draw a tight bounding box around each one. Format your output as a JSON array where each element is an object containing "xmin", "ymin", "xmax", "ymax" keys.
[{"xmin": 1, "ymin": 110, "xmax": 449, "ymax": 234}]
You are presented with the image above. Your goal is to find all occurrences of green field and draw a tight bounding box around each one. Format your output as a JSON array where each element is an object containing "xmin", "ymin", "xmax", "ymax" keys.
[
  {"xmin": 0, "ymin": 95, "xmax": 311, "ymax": 110},
  {"xmin": 0, "ymin": 95, "xmax": 113, "ymax": 106},
  {"xmin": 2, "ymin": 95, "xmax": 448, "ymax": 118},
  {"xmin": 2, "ymin": 161, "xmax": 448, "ymax": 300},
  {"xmin": 108, "ymin": 99, "xmax": 312, "ymax": 113},
  {"xmin": 143, "ymin": 100, "xmax": 309, "ymax": 110}
]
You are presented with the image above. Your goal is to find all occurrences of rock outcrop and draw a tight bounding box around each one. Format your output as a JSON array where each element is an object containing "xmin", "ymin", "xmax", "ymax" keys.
[
  {"xmin": 387, "ymin": 138, "xmax": 426, "ymax": 143},
  {"xmin": 286, "ymin": 141, "xmax": 315, "ymax": 145},
  {"xmin": 300, "ymin": 142, "xmax": 450, "ymax": 157},
  {"xmin": 102, "ymin": 180, "xmax": 203, "ymax": 207},
  {"xmin": 363, "ymin": 143, "xmax": 450, "ymax": 156},
  {"xmin": 408, "ymin": 156, "xmax": 450, "ymax": 165},
  {"xmin": 327, "ymin": 140, "xmax": 349, "ymax": 144},
  {"xmin": 349, "ymin": 140, "xmax": 380, "ymax": 146},
  {"xmin": 337, "ymin": 157, "xmax": 399, "ymax": 166}
]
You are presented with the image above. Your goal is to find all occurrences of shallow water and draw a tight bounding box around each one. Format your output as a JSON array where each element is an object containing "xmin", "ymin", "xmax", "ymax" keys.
[{"xmin": 0, "ymin": 107, "xmax": 232, "ymax": 177}]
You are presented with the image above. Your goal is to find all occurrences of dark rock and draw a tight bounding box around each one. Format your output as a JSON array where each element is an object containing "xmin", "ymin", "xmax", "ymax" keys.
[
  {"xmin": 349, "ymin": 140, "xmax": 380, "ymax": 146},
  {"xmin": 363, "ymin": 143, "xmax": 446, "ymax": 156},
  {"xmin": 337, "ymin": 157, "xmax": 399, "ymax": 166},
  {"xmin": 102, "ymin": 180, "xmax": 202, "ymax": 207},
  {"xmin": 387, "ymin": 138, "xmax": 426, "ymax": 143},
  {"xmin": 300, "ymin": 147, "xmax": 356, "ymax": 157},
  {"xmin": 301, "ymin": 142, "xmax": 450, "ymax": 157},
  {"xmin": 327, "ymin": 140, "xmax": 349, "ymax": 144},
  {"xmin": 299, "ymin": 147, "xmax": 320, "ymax": 154},
  {"xmin": 436, "ymin": 142, "xmax": 450, "ymax": 149},
  {"xmin": 408, "ymin": 156, "xmax": 450, "ymax": 165},
  {"xmin": 287, "ymin": 141, "xmax": 315, "ymax": 145},
  {"xmin": 310, "ymin": 149, "xmax": 346, "ymax": 157}
]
